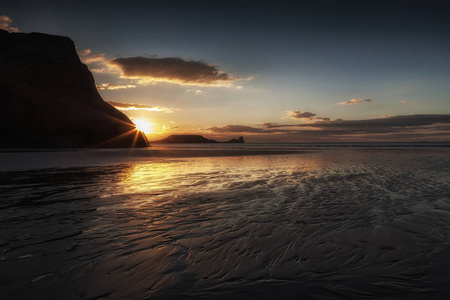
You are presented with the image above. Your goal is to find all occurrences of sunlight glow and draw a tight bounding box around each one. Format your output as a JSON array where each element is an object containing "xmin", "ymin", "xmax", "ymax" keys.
[{"xmin": 132, "ymin": 118, "xmax": 155, "ymax": 134}]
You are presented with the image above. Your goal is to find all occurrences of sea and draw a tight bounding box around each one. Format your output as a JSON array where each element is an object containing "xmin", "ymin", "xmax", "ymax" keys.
[{"xmin": 1, "ymin": 143, "xmax": 450, "ymax": 299}]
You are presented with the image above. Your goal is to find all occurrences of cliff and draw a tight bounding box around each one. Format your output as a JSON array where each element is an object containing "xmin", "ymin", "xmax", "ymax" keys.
[
  {"xmin": 0, "ymin": 30, "xmax": 148, "ymax": 148},
  {"xmin": 152, "ymin": 135, "xmax": 244, "ymax": 144}
]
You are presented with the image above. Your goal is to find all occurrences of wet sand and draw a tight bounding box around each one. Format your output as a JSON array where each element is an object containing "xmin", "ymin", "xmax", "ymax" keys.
[
  {"xmin": 1, "ymin": 148, "xmax": 450, "ymax": 299},
  {"xmin": 0, "ymin": 147, "xmax": 306, "ymax": 172}
]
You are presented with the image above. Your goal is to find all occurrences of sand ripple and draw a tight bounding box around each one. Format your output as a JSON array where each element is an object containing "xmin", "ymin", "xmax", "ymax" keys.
[{"xmin": 0, "ymin": 149, "xmax": 449, "ymax": 299}]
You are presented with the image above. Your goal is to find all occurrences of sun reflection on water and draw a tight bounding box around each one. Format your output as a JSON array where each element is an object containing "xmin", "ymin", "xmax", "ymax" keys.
[{"xmin": 116, "ymin": 154, "xmax": 325, "ymax": 198}]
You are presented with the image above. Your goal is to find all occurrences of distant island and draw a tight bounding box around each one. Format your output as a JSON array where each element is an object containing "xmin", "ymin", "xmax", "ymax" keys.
[
  {"xmin": 152, "ymin": 135, "xmax": 244, "ymax": 144},
  {"xmin": 0, "ymin": 30, "xmax": 148, "ymax": 148}
]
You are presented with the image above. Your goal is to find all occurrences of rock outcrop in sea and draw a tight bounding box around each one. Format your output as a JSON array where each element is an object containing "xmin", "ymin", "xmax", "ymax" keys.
[
  {"xmin": 225, "ymin": 136, "xmax": 244, "ymax": 143},
  {"xmin": 152, "ymin": 135, "xmax": 245, "ymax": 144},
  {"xmin": 0, "ymin": 29, "xmax": 148, "ymax": 148}
]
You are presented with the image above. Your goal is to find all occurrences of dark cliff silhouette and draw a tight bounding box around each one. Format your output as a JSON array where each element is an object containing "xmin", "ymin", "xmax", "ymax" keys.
[
  {"xmin": 152, "ymin": 135, "xmax": 244, "ymax": 144},
  {"xmin": 0, "ymin": 30, "xmax": 148, "ymax": 148},
  {"xmin": 225, "ymin": 136, "xmax": 244, "ymax": 143}
]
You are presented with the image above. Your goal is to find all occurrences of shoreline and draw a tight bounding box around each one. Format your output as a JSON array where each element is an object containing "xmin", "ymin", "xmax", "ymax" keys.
[
  {"xmin": 0, "ymin": 141, "xmax": 449, "ymax": 153},
  {"xmin": 0, "ymin": 147, "xmax": 307, "ymax": 172},
  {"xmin": 1, "ymin": 147, "xmax": 449, "ymax": 172}
]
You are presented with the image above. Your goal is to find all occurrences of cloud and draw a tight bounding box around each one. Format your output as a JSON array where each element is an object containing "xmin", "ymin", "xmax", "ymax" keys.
[
  {"xmin": 107, "ymin": 101, "xmax": 173, "ymax": 113},
  {"xmin": 399, "ymin": 101, "xmax": 408, "ymax": 104},
  {"xmin": 259, "ymin": 122, "xmax": 280, "ymax": 129},
  {"xmin": 301, "ymin": 114, "xmax": 450, "ymax": 131},
  {"xmin": 207, "ymin": 114, "xmax": 450, "ymax": 142},
  {"xmin": 208, "ymin": 125, "xmax": 268, "ymax": 133},
  {"xmin": 79, "ymin": 51, "xmax": 121, "ymax": 74},
  {"xmin": 285, "ymin": 110, "xmax": 331, "ymax": 122},
  {"xmin": 77, "ymin": 49, "xmax": 91, "ymax": 56},
  {"xmin": 316, "ymin": 117, "xmax": 331, "ymax": 122},
  {"xmin": 186, "ymin": 88, "xmax": 207, "ymax": 96},
  {"xmin": 287, "ymin": 111, "xmax": 316, "ymax": 119},
  {"xmin": 0, "ymin": 15, "xmax": 19, "ymax": 33},
  {"xmin": 339, "ymin": 98, "xmax": 372, "ymax": 105},
  {"xmin": 81, "ymin": 51, "xmax": 247, "ymax": 88},
  {"xmin": 109, "ymin": 56, "xmax": 240, "ymax": 86},
  {"xmin": 80, "ymin": 51, "xmax": 106, "ymax": 63},
  {"xmin": 96, "ymin": 83, "xmax": 136, "ymax": 90}
]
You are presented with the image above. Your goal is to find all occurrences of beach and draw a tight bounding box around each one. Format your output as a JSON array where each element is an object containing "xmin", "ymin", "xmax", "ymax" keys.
[{"xmin": 1, "ymin": 146, "xmax": 450, "ymax": 299}]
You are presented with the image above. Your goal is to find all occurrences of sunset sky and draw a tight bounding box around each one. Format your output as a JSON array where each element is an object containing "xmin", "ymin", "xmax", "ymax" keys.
[{"xmin": 2, "ymin": 0, "xmax": 450, "ymax": 142}]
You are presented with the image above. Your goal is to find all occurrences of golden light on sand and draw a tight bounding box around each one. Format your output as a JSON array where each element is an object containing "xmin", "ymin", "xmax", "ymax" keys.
[{"xmin": 132, "ymin": 118, "xmax": 155, "ymax": 134}]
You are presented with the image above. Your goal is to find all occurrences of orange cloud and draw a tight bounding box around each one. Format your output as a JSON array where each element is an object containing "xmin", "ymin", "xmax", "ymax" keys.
[
  {"xmin": 77, "ymin": 49, "xmax": 91, "ymax": 56},
  {"xmin": 107, "ymin": 101, "xmax": 174, "ymax": 113},
  {"xmin": 96, "ymin": 83, "xmax": 137, "ymax": 90},
  {"xmin": 0, "ymin": 15, "xmax": 19, "ymax": 33},
  {"xmin": 79, "ymin": 51, "xmax": 121, "ymax": 74}
]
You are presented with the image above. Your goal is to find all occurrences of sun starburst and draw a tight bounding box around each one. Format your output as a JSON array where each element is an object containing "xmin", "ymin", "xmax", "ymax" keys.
[{"xmin": 132, "ymin": 118, "xmax": 154, "ymax": 134}]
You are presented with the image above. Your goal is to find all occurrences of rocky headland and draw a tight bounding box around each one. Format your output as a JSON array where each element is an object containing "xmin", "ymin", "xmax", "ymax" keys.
[
  {"xmin": 152, "ymin": 135, "xmax": 244, "ymax": 144},
  {"xmin": 0, "ymin": 30, "xmax": 148, "ymax": 148}
]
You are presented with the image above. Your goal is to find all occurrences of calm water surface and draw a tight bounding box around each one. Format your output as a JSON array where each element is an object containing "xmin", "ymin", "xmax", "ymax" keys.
[{"xmin": 1, "ymin": 148, "xmax": 450, "ymax": 299}]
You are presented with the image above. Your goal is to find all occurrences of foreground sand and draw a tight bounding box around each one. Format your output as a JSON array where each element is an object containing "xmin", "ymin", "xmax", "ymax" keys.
[{"xmin": 1, "ymin": 148, "xmax": 449, "ymax": 299}]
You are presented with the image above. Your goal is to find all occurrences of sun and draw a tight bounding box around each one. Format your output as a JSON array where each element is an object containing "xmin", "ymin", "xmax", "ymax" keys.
[{"xmin": 132, "ymin": 118, "xmax": 154, "ymax": 134}]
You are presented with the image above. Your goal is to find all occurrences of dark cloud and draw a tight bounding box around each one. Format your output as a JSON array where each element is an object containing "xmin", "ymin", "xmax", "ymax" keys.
[
  {"xmin": 300, "ymin": 114, "xmax": 450, "ymax": 131},
  {"xmin": 259, "ymin": 122, "xmax": 280, "ymax": 129},
  {"xmin": 110, "ymin": 56, "xmax": 239, "ymax": 86},
  {"xmin": 207, "ymin": 114, "xmax": 450, "ymax": 141},
  {"xmin": 433, "ymin": 124, "xmax": 450, "ymax": 131},
  {"xmin": 208, "ymin": 125, "xmax": 269, "ymax": 133},
  {"xmin": 286, "ymin": 110, "xmax": 331, "ymax": 122},
  {"xmin": 316, "ymin": 117, "xmax": 331, "ymax": 122},
  {"xmin": 339, "ymin": 98, "xmax": 372, "ymax": 105},
  {"xmin": 287, "ymin": 111, "xmax": 316, "ymax": 119}
]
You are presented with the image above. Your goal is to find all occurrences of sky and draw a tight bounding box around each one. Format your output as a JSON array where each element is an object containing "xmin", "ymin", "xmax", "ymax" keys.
[{"xmin": 2, "ymin": 0, "xmax": 450, "ymax": 142}]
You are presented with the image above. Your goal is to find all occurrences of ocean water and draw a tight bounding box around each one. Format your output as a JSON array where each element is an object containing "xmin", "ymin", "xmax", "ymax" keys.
[{"xmin": 1, "ymin": 147, "xmax": 450, "ymax": 299}]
